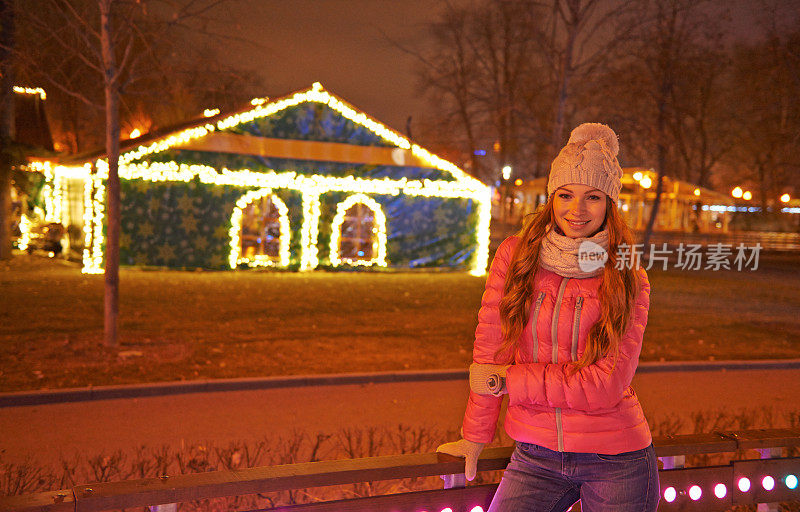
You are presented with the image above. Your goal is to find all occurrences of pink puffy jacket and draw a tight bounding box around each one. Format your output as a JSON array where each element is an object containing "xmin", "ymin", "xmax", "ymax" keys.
[{"xmin": 462, "ymin": 236, "xmax": 652, "ymax": 454}]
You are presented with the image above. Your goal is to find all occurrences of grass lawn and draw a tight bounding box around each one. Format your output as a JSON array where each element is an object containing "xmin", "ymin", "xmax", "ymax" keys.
[{"xmin": 1, "ymin": 252, "xmax": 799, "ymax": 392}]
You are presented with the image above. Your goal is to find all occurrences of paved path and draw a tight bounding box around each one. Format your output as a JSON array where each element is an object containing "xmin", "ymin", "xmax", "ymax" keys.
[{"xmin": 2, "ymin": 369, "xmax": 799, "ymax": 467}]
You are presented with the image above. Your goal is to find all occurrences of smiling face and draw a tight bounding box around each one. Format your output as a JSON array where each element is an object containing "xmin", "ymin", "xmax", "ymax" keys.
[{"xmin": 552, "ymin": 184, "xmax": 608, "ymax": 238}]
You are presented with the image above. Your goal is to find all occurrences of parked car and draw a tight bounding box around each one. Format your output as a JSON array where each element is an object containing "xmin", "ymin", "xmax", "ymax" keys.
[{"xmin": 26, "ymin": 222, "xmax": 65, "ymax": 256}]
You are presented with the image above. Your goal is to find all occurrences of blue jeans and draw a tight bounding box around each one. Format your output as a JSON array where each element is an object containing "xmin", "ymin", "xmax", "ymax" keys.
[{"xmin": 488, "ymin": 442, "xmax": 660, "ymax": 512}]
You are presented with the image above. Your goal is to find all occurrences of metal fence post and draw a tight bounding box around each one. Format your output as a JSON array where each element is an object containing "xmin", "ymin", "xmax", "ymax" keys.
[
  {"xmin": 442, "ymin": 473, "xmax": 467, "ymax": 489},
  {"xmin": 149, "ymin": 504, "xmax": 177, "ymax": 512},
  {"xmin": 756, "ymin": 447, "xmax": 782, "ymax": 512},
  {"xmin": 659, "ymin": 455, "xmax": 685, "ymax": 470}
]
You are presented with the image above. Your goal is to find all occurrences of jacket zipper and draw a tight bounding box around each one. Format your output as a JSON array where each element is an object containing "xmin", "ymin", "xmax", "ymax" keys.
[
  {"xmin": 551, "ymin": 277, "xmax": 570, "ymax": 452},
  {"xmin": 571, "ymin": 296, "xmax": 584, "ymax": 362},
  {"xmin": 530, "ymin": 291, "xmax": 546, "ymax": 362}
]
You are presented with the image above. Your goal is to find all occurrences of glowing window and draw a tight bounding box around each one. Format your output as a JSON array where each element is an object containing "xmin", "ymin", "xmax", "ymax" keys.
[
  {"xmin": 230, "ymin": 190, "xmax": 290, "ymax": 269},
  {"xmin": 330, "ymin": 194, "xmax": 387, "ymax": 267},
  {"xmin": 240, "ymin": 194, "xmax": 282, "ymax": 260},
  {"xmin": 340, "ymin": 202, "xmax": 375, "ymax": 260}
]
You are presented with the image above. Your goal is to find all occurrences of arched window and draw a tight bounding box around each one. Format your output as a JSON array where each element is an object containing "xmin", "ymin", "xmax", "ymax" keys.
[
  {"xmin": 330, "ymin": 194, "xmax": 387, "ymax": 267},
  {"xmin": 241, "ymin": 194, "xmax": 281, "ymax": 260},
  {"xmin": 230, "ymin": 190, "xmax": 290, "ymax": 268},
  {"xmin": 340, "ymin": 202, "xmax": 374, "ymax": 260}
]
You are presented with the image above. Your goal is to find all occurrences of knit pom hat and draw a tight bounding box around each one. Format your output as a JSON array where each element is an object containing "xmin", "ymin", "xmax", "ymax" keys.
[{"xmin": 547, "ymin": 123, "xmax": 624, "ymax": 202}]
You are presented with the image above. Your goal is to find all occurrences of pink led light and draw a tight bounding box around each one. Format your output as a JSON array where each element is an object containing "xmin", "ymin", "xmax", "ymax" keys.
[
  {"xmin": 469, "ymin": 507, "xmax": 484, "ymax": 512},
  {"xmin": 738, "ymin": 477, "xmax": 751, "ymax": 492},
  {"xmin": 762, "ymin": 476, "xmax": 775, "ymax": 491},
  {"xmin": 714, "ymin": 483, "xmax": 727, "ymax": 498},
  {"xmin": 663, "ymin": 487, "xmax": 677, "ymax": 502},
  {"xmin": 689, "ymin": 485, "xmax": 702, "ymax": 500}
]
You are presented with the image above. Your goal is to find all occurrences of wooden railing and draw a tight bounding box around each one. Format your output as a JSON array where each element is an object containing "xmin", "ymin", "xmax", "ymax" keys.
[{"xmin": 1, "ymin": 429, "xmax": 799, "ymax": 512}]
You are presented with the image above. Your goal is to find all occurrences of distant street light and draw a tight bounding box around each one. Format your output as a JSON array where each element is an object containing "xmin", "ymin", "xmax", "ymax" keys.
[
  {"xmin": 502, "ymin": 165, "xmax": 512, "ymax": 180},
  {"xmin": 742, "ymin": 191, "xmax": 752, "ymax": 201},
  {"xmin": 693, "ymin": 188, "xmax": 701, "ymax": 197},
  {"xmin": 514, "ymin": 178, "xmax": 523, "ymax": 186},
  {"xmin": 129, "ymin": 128, "xmax": 141, "ymax": 139},
  {"xmin": 780, "ymin": 193, "xmax": 791, "ymax": 203},
  {"xmin": 732, "ymin": 187, "xmax": 743, "ymax": 199},
  {"xmin": 633, "ymin": 171, "xmax": 643, "ymax": 181},
  {"xmin": 639, "ymin": 175, "xmax": 652, "ymax": 189}
]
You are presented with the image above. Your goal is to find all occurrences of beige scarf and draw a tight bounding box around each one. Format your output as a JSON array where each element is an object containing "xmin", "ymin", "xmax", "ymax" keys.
[{"xmin": 539, "ymin": 226, "xmax": 609, "ymax": 278}]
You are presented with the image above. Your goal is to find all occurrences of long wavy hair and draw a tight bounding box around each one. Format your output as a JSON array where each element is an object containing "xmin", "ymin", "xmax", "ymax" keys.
[{"xmin": 495, "ymin": 195, "xmax": 639, "ymax": 371}]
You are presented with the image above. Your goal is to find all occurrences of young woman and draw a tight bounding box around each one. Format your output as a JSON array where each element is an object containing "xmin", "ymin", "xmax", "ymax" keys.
[{"xmin": 438, "ymin": 123, "xmax": 659, "ymax": 512}]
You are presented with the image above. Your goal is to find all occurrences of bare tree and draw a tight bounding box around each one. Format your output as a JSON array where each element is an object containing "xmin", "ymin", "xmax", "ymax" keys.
[
  {"xmin": 14, "ymin": 0, "xmax": 247, "ymax": 347},
  {"xmin": 727, "ymin": 28, "xmax": 800, "ymax": 212},
  {"xmin": 415, "ymin": 1, "xmax": 545, "ymax": 184},
  {"xmin": 599, "ymin": 0, "xmax": 725, "ymax": 246},
  {"xmin": 666, "ymin": 45, "xmax": 736, "ymax": 188},
  {"xmin": 415, "ymin": 0, "xmax": 641, "ymax": 192},
  {"xmin": 0, "ymin": 0, "xmax": 14, "ymax": 261},
  {"xmin": 543, "ymin": 0, "xmax": 637, "ymax": 163}
]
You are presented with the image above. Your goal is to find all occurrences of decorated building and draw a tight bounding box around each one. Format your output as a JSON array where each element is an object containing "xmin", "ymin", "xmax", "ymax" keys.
[{"xmin": 24, "ymin": 83, "xmax": 491, "ymax": 275}]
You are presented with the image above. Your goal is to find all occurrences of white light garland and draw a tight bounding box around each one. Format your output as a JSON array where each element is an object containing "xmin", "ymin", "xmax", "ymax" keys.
[
  {"xmin": 82, "ymin": 173, "xmax": 95, "ymax": 270},
  {"xmin": 329, "ymin": 193, "xmax": 387, "ymax": 267},
  {"xmin": 35, "ymin": 159, "xmax": 491, "ymax": 274},
  {"xmin": 86, "ymin": 174, "xmax": 106, "ymax": 274},
  {"xmin": 17, "ymin": 215, "xmax": 31, "ymax": 251},
  {"xmin": 228, "ymin": 189, "xmax": 291, "ymax": 269},
  {"xmin": 52, "ymin": 173, "xmax": 63, "ymax": 223},
  {"xmin": 116, "ymin": 83, "xmax": 486, "ymax": 192},
  {"xmin": 28, "ymin": 82, "xmax": 492, "ymax": 275},
  {"xmin": 300, "ymin": 191, "xmax": 321, "ymax": 270},
  {"xmin": 471, "ymin": 189, "xmax": 492, "ymax": 276},
  {"xmin": 13, "ymin": 86, "xmax": 46, "ymax": 100}
]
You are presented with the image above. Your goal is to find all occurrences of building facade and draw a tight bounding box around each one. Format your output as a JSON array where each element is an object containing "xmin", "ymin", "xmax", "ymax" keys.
[{"xmin": 25, "ymin": 84, "xmax": 491, "ymax": 275}]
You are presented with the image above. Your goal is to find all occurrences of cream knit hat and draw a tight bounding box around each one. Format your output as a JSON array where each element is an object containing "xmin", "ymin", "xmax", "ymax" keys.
[{"xmin": 547, "ymin": 123, "xmax": 624, "ymax": 202}]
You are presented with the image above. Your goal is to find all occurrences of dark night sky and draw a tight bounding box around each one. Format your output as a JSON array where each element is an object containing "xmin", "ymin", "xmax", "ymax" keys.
[
  {"xmin": 208, "ymin": 0, "xmax": 460, "ymax": 134},
  {"xmin": 208, "ymin": 0, "xmax": 799, "ymax": 136}
]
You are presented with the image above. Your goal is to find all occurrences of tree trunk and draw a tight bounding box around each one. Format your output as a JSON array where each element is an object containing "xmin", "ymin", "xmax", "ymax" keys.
[
  {"xmin": 550, "ymin": 24, "xmax": 576, "ymax": 159},
  {"xmin": 643, "ymin": 119, "xmax": 668, "ymax": 252},
  {"xmin": 757, "ymin": 161, "xmax": 768, "ymax": 214},
  {"xmin": 0, "ymin": 0, "xmax": 15, "ymax": 261},
  {"xmin": 643, "ymin": 3, "xmax": 677, "ymax": 254},
  {"xmin": 547, "ymin": 1, "xmax": 578, "ymax": 194},
  {"xmin": 100, "ymin": 0, "xmax": 120, "ymax": 347}
]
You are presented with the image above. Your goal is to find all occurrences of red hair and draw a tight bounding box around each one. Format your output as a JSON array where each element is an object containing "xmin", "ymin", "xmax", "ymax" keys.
[{"xmin": 495, "ymin": 196, "xmax": 639, "ymax": 370}]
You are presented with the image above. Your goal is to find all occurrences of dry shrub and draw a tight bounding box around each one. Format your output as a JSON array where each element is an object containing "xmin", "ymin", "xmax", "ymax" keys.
[{"xmin": 2, "ymin": 412, "xmax": 799, "ymax": 511}]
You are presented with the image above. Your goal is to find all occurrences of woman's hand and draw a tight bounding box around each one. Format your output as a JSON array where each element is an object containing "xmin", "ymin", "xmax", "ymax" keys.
[
  {"xmin": 436, "ymin": 438, "xmax": 485, "ymax": 481},
  {"xmin": 469, "ymin": 362, "xmax": 510, "ymax": 396}
]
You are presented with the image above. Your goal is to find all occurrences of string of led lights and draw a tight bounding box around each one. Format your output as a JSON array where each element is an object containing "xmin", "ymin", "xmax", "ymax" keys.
[
  {"xmin": 228, "ymin": 189, "xmax": 291, "ymax": 269},
  {"xmin": 25, "ymin": 83, "xmax": 492, "ymax": 275},
  {"xmin": 16, "ymin": 215, "xmax": 31, "ymax": 251},
  {"xmin": 13, "ymin": 86, "xmax": 46, "ymax": 100},
  {"xmin": 329, "ymin": 193, "xmax": 387, "ymax": 267}
]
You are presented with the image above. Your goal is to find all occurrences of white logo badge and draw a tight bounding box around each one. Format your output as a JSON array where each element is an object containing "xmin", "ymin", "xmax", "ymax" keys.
[{"xmin": 578, "ymin": 240, "xmax": 608, "ymax": 273}]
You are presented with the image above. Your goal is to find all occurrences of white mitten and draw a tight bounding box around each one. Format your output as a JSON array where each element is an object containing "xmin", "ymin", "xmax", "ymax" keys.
[{"xmin": 436, "ymin": 438, "xmax": 486, "ymax": 481}]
